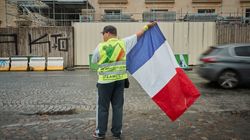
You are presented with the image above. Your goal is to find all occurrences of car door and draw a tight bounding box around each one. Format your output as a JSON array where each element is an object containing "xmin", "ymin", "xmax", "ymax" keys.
[{"xmin": 233, "ymin": 46, "xmax": 250, "ymax": 82}]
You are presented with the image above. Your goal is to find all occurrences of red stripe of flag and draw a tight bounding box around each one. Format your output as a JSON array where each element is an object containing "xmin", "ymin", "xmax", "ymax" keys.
[{"xmin": 152, "ymin": 68, "xmax": 200, "ymax": 121}]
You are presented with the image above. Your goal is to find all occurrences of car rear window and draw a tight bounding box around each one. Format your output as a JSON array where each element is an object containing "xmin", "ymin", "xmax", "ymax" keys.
[
  {"xmin": 234, "ymin": 46, "xmax": 250, "ymax": 57},
  {"xmin": 202, "ymin": 47, "xmax": 221, "ymax": 56}
]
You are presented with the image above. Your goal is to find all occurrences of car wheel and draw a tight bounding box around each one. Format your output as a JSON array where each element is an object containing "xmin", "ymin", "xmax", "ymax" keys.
[{"xmin": 217, "ymin": 70, "xmax": 239, "ymax": 89}]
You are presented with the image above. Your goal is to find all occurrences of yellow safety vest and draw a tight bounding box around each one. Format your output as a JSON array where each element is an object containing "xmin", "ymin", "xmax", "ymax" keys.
[{"xmin": 97, "ymin": 38, "xmax": 128, "ymax": 81}]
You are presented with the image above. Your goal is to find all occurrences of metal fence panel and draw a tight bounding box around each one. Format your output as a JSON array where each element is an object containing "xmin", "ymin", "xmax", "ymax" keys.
[
  {"xmin": 73, "ymin": 22, "xmax": 216, "ymax": 66},
  {"xmin": 217, "ymin": 23, "xmax": 250, "ymax": 45}
]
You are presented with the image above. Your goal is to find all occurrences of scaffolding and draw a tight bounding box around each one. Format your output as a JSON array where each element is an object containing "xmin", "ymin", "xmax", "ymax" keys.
[
  {"xmin": 7, "ymin": 0, "xmax": 52, "ymax": 26},
  {"xmin": 10, "ymin": 0, "xmax": 49, "ymax": 8}
]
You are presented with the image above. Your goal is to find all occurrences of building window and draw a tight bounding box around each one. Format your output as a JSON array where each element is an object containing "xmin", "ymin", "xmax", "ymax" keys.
[
  {"xmin": 145, "ymin": 0, "xmax": 175, "ymax": 4},
  {"xmin": 143, "ymin": 9, "xmax": 176, "ymax": 21},
  {"xmin": 104, "ymin": 10, "xmax": 121, "ymax": 15},
  {"xmin": 246, "ymin": 9, "xmax": 250, "ymax": 17},
  {"xmin": 198, "ymin": 9, "xmax": 215, "ymax": 13},
  {"xmin": 98, "ymin": 0, "xmax": 128, "ymax": 4},
  {"xmin": 192, "ymin": 0, "xmax": 222, "ymax": 3},
  {"xmin": 102, "ymin": 10, "xmax": 134, "ymax": 21},
  {"xmin": 151, "ymin": 9, "xmax": 168, "ymax": 12}
]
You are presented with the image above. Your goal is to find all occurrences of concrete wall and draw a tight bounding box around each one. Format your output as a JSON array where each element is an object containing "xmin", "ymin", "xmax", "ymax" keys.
[
  {"xmin": 73, "ymin": 22, "xmax": 216, "ymax": 66},
  {"xmin": 0, "ymin": 0, "xmax": 19, "ymax": 27},
  {"xmin": 6, "ymin": 2, "xmax": 18, "ymax": 27},
  {"xmin": 0, "ymin": 0, "xmax": 6, "ymax": 27}
]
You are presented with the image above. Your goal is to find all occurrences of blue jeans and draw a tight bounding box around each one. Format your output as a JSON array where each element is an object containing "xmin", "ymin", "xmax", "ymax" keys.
[{"xmin": 95, "ymin": 79, "xmax": 125, "ymax": 136}]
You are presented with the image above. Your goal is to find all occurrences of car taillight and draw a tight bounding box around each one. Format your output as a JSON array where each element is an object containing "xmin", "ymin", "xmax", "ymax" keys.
[{"xmin": 200, "ymin": 57, "xmax": 217, "ymax": 63}]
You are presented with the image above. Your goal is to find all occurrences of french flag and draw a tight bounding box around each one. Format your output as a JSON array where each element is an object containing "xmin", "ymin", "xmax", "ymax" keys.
[{"xmin": 127, "ymin": 24, "xmax": 200, "ymax": 121}]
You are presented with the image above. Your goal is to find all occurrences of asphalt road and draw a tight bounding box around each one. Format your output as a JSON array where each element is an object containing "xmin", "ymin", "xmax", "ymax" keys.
[{"xmin": 0, "ymin": 69, "xmax": 249, "ymax": 140}]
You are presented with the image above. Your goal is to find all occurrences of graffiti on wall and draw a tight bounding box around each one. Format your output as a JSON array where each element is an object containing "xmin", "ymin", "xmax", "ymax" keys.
[
  {"xmin": 0, "ymin": 32, "xmax": 69, "ymax": 55},
  {"xmin": 0, "ymin": 34, "xmax": 18, "ymax": 55},
  {"xmin": 29, "ymin": 33, "xmax": 69, "ymax": 53},
  {"xmin": 29, "ymin": 33, "xmax": 51, "ymax": 53},
  {"xmin": 50, "ymin": 34, "xmax": 68, "ymax": 52},
  {"xmin": 0, "ymin": 60, "xmax": 8, "ymax": 68}
]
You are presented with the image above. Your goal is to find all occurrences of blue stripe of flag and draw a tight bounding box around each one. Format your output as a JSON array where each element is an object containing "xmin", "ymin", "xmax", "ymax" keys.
[{"xmin": 126, "ymin": 24, "xmax": 166, "ymax": 74}]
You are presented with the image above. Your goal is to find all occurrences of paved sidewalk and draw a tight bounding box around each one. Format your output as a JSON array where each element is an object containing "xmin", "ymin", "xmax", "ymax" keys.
[{"xmin": 0, "ymin": 70, "xmax": 250, "ymax": 140}]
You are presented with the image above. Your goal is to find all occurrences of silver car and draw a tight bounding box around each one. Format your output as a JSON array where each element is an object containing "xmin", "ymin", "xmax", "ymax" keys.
[{"xmin": 197, "ymin": 43, "xmax": 250, "ymax": 89}]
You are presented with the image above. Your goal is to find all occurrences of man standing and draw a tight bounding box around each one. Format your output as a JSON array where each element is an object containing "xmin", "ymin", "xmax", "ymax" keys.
[{"xmin": 92, "ymin": 22, "xmax": 156, "ymax": 139}]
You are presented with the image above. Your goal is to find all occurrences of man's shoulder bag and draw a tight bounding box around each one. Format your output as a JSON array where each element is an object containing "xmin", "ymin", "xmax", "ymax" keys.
[{"xmin": 124, "ymin": 78, "xmax": 129, "ymax": 88}]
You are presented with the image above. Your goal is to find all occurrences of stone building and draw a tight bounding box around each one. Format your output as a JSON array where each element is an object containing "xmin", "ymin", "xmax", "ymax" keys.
[
  {"xmin": 1, "ymin": 0, "xmax": 250, "ymax": 27},
  {"xmin": 88, "ymin": 0, "xmax": 250, "ymax": 22}
]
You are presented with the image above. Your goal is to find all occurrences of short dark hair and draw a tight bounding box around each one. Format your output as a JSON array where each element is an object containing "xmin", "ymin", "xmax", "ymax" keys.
[{"xmin": 102, "ymin": 25, "xmax": 117, "ymax": 36}]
